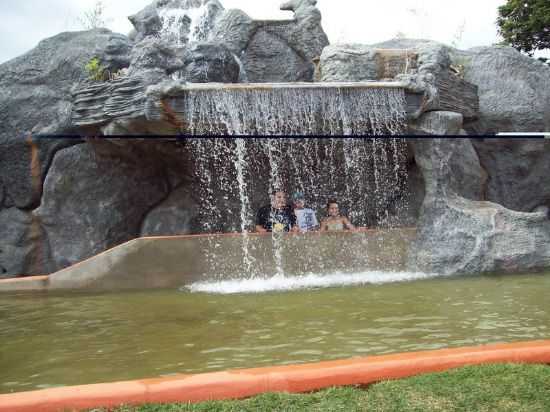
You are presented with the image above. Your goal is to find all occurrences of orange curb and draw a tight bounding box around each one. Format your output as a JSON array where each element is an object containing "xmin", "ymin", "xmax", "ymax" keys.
[{"xmin": 1, "ymin": 340, "xmax": 550, "ymax": 412}]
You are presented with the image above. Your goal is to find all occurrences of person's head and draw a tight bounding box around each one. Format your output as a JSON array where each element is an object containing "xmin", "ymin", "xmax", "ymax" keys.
[
  {"xmin": 270, "ymin": 190, "xmax": 287, "ymax": 209},
  {"xmin": 327, "ymin": 199, "xmax": 339, "ymax": 217},
  {"xmin": 292, "ymin": 191, "xmax": 305, "ymax": 209}
]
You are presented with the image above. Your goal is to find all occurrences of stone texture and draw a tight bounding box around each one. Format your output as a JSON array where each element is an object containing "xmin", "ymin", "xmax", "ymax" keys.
[
  {"xmin": 128, "ymin": 37, "xmax": 184, "ymax": 78},
  {"xmin": 129, "ymin": 0, "xmax": 225, "ymax": 45},
  {"xmin": 209, "ymin": 0, "xmax": 329, "ymax": 82},
  {"xmin": 240, "ymin": 25, "xmax": 314, "ymax": 82},
  {"xmin": 320, "ymin": 41, "xmax": 478, "ymax": 121},
  {"xmin": 0, "ymin": 29, "xmax": 132, "ymax": 209},
  {"xmin": 320, "ymin": 45, "xmax": 419, "ymax": 82},
  {"xmin": 72, "ymin": 76, "xmax": 148, "ymax": 128},
  {"xmin": 371, "ymin": 39, "xmax": 550, "ymax": 133},
  {"xmin": 408, "ymin": 138, "xmax": 549, "ymax": 275},
  {"xmin": 208, "ymin": 8, "xmax": 255, "ymax": 55},
  {"xmin": 278, "ymin": 0, "xmax": 328, "ymax": 60},
  {"xmin": 0, "ymin": 208, "xmax": 33, "ymax": 277},
  {"xmin": 180, "ymin": 42, "xmax": 240, "ymax": 82},
  {"xmin": 472, "ymin": 139, "xmax": 550, "ymax": 212},
  {"xmin": 460, "ymin": 46, "xmax": 550, "ymax": 133},
  {"xmin": 411, "ymin": 111, "xmax": 464, "ymax": 135},
  {"xmin": 408, "ymin": 194, "xmax": 550, "ymax": 276},
  {"xmin": 141, "ymin": 184, "xmax": 199, "ymax": 236},
  {"xmin": 35, "ymin": 142, "xmax": 170, "ymax": 270},
  {"xmin": 128, "ymin": 2, "xmax": 163, "ymax": 43},
  {"xmin": 0, "ymin": 208, "xmax": 54, "ymax": 278},
  {"xmin": 411, "ymin": 138, "xmax": 485, "ymax": 201}
]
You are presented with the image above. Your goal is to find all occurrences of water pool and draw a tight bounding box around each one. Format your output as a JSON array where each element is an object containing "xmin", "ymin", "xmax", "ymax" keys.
[{"xmin": 1, "ymin": 272, "xmax": 549, "ymax": 393}]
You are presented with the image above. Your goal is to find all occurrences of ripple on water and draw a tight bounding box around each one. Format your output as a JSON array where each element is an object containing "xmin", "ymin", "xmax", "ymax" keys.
[{"xmin": 1, "ymin": 272, "xmax": 550, "ymax": 394}]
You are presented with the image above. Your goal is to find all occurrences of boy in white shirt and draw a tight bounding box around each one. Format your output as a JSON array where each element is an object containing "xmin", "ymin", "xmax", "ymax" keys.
[{"xmin": 292, "ymin": 191, "xmax": 319, "ymax": 232}]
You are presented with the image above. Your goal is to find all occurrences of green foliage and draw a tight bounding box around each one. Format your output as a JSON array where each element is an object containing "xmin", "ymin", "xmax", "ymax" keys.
[
  {"xmin": 85, "ymin": 57, "xmax": 108, "ymax": 82},
  {"xmin": 497, "ymin": 0, "xmax": 550, "ymax": 56}
]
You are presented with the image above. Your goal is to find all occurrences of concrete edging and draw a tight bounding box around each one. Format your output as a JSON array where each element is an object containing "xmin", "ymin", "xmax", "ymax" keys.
[
  {"xmin": 1, "ymin": 340, "xmax": 549, "ymax": 412},
  {"xmin": 0, "ymin": 227, "xmax": 417, "ymax": 292}
]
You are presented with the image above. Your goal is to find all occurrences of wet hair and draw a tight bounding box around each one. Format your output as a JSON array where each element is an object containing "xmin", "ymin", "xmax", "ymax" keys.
[{"xmin": 326, "ymin": 198, "xmax": 338, "ymax": 210}]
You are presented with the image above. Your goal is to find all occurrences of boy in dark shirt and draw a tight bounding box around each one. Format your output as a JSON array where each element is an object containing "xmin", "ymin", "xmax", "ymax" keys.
[{"xmin": 255, "ymin": 190, "xmax": 296, "ymax": 233}]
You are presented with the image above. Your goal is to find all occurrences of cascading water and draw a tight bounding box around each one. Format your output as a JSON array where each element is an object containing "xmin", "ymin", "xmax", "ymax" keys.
[
  {"xmin": 188, "ymin": 138, "xmax": 412, "ymax": 286},
  {"xmin": 234, "ymin": 138, "xmax": 256, "ymax": 276},
  {"xmin": 265, "ymin": 139, "xmax": 286, "ymax": 277},
  {"xmin": 175, "ymin": 86, "xmax": 407, "ymax": 135},
  {"xmin": 158, "ymin": 1, "xmax": 213, "ymax": 46}
]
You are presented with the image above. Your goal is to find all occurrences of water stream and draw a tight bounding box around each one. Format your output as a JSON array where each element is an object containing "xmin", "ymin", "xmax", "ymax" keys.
[
  {"xmin": 158, "ymin": 1, "xmax": 213, "ymax": 45},
  {"xmin": 188, "ymin": 138, "xmax": 411, "ymax": 280},
  {"xmin": 179, "ymin": 87, "xmax": 407, "ymax": 135},
  {"xmin": 2, "ymin": 272, "xmax": 549, "ymax": 393}
]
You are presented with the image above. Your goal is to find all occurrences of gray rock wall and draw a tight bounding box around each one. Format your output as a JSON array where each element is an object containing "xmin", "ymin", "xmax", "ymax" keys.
[
  {"xmin": 472, "ymin": 139, "xmax": 550, "ymax": 212},
  {"xmin": 460, "ymin": 46, "xmax": 550, "ymax": 133},
  {"xmin": 409, "ymin": 194, "xmax": 550, "ymax": 276},
  {"xmin": 141, "ymin": 184, "xmax": 199, "ymax": 237},
  {"xmin": 320, "ymin": 42, "xmax": 478, "ymax": 122},
  {"xmin": 408, "ymin": 138, "xmax": 550, "ymax": 276},
  {"xmin": 369, "ymin": 38, "xmax": 550, "ymax": 134},
  {"xmin": 129, "ymin": 0, "xmax": 329, "ymax": 83},
  {"xmin": 0, "ymin": 208, "xmax": 51, "ymax": 277},
  {"xmin": 0, "ymin": 29, "xmax": 133, "ymax": 277},
  {"xmin": 34, "ymin": 141, "xmax": 177, "ymax": 270},
  {"xmin": 410, "ymin": 138, "xmax": 486, "ymax": 202},
  {"xmin": 2, "ymin": 7, "xmax": 550, "ymax": 281},
  {"xmin": 0, "ymin": 29, "xmax": 131, "ymax": 209},
  {"xmin": 209, "ymin": 0, "xmax": 328, "ymax": 82}
]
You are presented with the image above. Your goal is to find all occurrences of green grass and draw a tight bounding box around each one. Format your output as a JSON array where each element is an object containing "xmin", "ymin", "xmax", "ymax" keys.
[{"xmin": 92, "ymin": 363, "xmax": 550, "ymax": 412}]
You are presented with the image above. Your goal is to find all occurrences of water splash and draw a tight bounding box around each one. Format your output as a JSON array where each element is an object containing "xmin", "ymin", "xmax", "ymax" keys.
[
  {"xmin": 188, "ymin": 139, "xmax": 410, "ymax": 232},
  {"xmin": 185, "ymin": 270, "xmax": 442, "ymax": 294},
  {"xmin": 158, "ymin": 3, "xmax": 212, "ymax": 46},
  {"xmin": 265, "ymin": 139, "xmax": 285, "ymax": 277},
  {"xmin": 234, "ymin": 138, "xmax": 256, "ymax": 276},
  {"xmin": 187, "ymin": 139, "xmax": 412, "ymax": 280}
]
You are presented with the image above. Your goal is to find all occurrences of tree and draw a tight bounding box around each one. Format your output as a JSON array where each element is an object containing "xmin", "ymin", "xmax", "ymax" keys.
[
  {"xmin": 497, "ymin": 0, "xmax": 550, "ymax": 60},
  {"xmin": 78, "ymin": 1, "xmax": 108, "ymax": 29}
]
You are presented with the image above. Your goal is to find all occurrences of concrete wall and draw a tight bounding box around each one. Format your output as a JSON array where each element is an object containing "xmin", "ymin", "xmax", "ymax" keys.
[{"xmin": 0, "ymin": 228, "xmax": 416, "ymax": 292}]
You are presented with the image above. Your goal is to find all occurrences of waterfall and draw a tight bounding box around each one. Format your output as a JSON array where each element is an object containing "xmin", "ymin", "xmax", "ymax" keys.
[
  {"xmin": 158, "ymin": 2, "xmax": 212, "ymax": 45},
  {"xmin": 234, "ymin": 138, "xmax": 256, "ymax": 276},
  {"xmin": 188, "ymin": 139, "xmax": 410, "ymax": 278},
  {"xmin": 170, "ymin": 86, "xmax": 407, "ymax": 135}
]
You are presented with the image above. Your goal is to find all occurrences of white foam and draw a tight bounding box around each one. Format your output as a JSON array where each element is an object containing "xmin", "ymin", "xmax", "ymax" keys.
[
  {"xmin": 158, "ymin": 4, "xmax": 210, "ymax": 45},
  {"xmin": 184, "ymin": 271, "xmax": 442, "ymax": 294}
]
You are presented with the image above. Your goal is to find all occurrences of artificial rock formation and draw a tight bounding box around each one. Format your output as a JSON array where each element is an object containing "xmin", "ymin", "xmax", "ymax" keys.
[
  {"xmin": 1, "ymin": 0, "xmax": 550, "ymax": 281},
  {"xmin": 0, "ymin": 29, "xmax": 133, "ymax": 277},
  {"xmin": 0, "ymin": 208, "xmax": 54, "ymax": 277},
  {"xmin": 0, "ymin": 29, "xmax": 132, "ymax": 210},
  {"xmin": 368, "ymin": 38, "xmax": 550, "ymax": 134},
  {"xmin": 408, "ymin": 139, "xmax": 550, "ymax": 276},
  {"xmin": 210, "ymin": 0, "xmax": 329, "ymax": 82},
  {"xmin": 140, "ymin": 184, "xmax": 199, "ymax": 237},
  {"xmin": 320, "ymin": 42, "xmax": 479, "ymax": 122},
  {"xmin": 35, "ymin": 142, "xmax": 171, "ymax": 269},
  {"xmin": 459, "ymin": 46, "xmax": 550, "ymax": 133},
  {"xmin": 127, "ymin": 0, "xmax": 329, "ymax": 83},
  {"xmin": 472, "ymin": 139, "xmax": 550, "ymax": 213}
]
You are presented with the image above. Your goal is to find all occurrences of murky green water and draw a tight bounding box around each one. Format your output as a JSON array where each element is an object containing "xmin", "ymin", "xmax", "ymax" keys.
[{"xmin": 1, "ymin": 273, "xmax": 549, "ymax": 394}]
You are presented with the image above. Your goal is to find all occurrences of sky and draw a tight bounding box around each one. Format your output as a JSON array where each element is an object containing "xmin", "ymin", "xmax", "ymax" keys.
[{"xmin": 0, "ymin": 0, "xmax": 535, "ymax": 64}]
